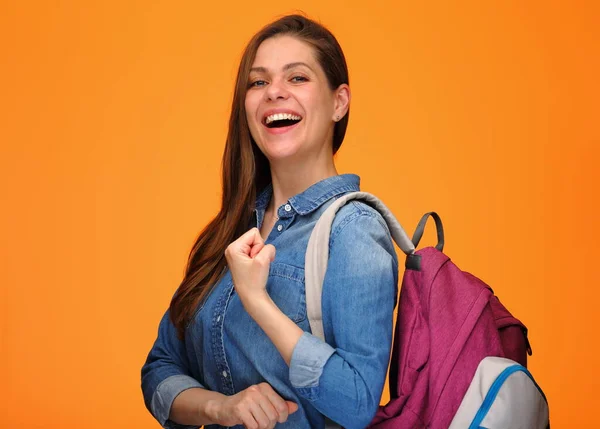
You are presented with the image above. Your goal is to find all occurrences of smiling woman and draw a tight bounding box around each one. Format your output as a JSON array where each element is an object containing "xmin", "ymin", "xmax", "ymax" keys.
[
  {"xmin": 245, "ymin": 37, "xmax": 350, "ymax": 175},
  {"xmin": 141, "ymin": 14, "xmax": 397, "ymax": 429}
]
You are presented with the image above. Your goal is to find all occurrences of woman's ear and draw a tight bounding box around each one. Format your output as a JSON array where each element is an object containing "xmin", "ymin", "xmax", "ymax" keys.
[{"xmin": 333, "ymin": 84, "xmax": 351, "ymax": 121}]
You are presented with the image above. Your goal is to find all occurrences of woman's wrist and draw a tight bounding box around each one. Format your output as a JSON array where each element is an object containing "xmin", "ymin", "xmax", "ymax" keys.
[
  {"xmin": 239, "ymin": 290, "xmax": 274, "ymax": 317},
  {"xmin": 203, "ymin": 394, "xmax": 225, "ymax": 423}
]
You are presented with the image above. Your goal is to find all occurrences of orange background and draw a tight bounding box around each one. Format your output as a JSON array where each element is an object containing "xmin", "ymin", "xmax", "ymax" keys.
[{"xmin": 1, "ymin": 1, "xmax": 598, "ymax": 427}]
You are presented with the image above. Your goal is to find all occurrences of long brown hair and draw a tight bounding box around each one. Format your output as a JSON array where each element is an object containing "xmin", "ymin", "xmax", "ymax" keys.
[{"xmin": 169, "ymin": 14, "xmax": 350, "ymax": 339}]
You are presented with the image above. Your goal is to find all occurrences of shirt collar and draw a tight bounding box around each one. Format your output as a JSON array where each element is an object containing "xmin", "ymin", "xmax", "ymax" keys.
[{"xmin": 255, "ymin": 174, "xmax": 361, "ymax": 216}]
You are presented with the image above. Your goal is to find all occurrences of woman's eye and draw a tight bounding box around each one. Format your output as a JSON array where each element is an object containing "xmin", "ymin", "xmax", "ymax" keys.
[
  {"xmin": 291, "ymin": 76, "xmax": 308, "ymax": 83},
  {"xmin": 249, "ymin": 80, "xmax": 267, "ymax": 88}
]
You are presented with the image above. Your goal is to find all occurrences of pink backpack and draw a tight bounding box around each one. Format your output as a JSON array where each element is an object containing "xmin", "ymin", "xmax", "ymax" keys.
[{"xmin": 305, "ymin": 192, "xmax": 540, "ymax": 429}]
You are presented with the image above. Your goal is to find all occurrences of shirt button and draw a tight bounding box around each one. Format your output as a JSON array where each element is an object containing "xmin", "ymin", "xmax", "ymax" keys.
[
  {"xmin": 277, "ymin": 224, "xmax": 283, "ymax": 232},
  {"xmin": 284, "ymin": 204, "xmax": 291, "ymax": 212},
  {"xmin": 216, "ymin": 316, "xmax": 221, "ymax": 322},
  {"xmin": 222, "ymin": 371, "xmax": 228, "ymax": 378}
]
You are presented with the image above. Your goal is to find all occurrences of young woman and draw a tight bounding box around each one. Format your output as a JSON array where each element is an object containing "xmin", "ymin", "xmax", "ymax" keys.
[{"xmin": 141, "ymin": 14, "xmax": 398, "ymax": 429}]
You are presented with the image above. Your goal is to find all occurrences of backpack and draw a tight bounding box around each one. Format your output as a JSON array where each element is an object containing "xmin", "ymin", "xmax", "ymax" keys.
[{"xmin": 305, "ymin": 191, "xmax": 549, "ymax": 429}]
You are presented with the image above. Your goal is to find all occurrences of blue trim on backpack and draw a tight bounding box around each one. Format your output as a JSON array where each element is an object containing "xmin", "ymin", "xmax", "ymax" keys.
[{"xmin": 468, "ymin": 364, "xmax": 548, "ymax": 429}]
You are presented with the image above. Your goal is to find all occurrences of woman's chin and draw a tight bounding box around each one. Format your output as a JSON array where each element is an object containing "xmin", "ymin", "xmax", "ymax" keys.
[{"xmin": 260, "ymin": 141, "xmax": 303, "ymax": 163}]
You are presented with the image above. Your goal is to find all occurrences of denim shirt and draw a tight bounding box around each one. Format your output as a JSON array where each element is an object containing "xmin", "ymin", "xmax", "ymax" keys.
[{"xmin": 141, "ymin": 174, "xmax": 399, "ymax": 429}]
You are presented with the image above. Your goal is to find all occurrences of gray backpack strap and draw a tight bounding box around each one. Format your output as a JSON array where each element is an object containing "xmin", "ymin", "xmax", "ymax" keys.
[
  {"xmin": 305, "ymin": 192, "xmax": 415, "ymax": 429},
  {"xmin": 305, "ymin": 191, "xmax": 415, "ymax": 341}
]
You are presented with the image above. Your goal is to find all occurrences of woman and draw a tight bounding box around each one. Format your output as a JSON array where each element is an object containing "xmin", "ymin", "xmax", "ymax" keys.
[{"xmin": 141, "ymin": 14, "xmax": 398, "ymax": 429}]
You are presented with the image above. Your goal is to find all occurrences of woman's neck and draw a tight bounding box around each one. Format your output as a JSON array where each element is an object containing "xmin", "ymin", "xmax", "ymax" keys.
[{"xmin": 266, "ymin": 161, "xmax": 338, "ymax": 215}]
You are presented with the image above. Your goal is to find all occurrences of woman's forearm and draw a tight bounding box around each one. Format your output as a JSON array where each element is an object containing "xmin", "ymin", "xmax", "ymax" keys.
[
  {"xmin": 169, "ymin": 387, "xmax": 225, "ymax": 426},
  {"xmin": 243, "ymin": 293, "xmax": 304, "ymax": 365}
]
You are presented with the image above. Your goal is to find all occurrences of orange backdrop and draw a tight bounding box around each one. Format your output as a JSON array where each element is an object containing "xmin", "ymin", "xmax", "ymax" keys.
[{"xmin": 1, "ymin": 1, "xmax": 598, "ymax": 427}]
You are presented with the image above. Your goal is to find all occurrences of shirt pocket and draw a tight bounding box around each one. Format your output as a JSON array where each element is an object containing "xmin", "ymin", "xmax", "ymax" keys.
[{"xmin": 267, "ymin": 262, "xmax": 306, "ymax": 324}]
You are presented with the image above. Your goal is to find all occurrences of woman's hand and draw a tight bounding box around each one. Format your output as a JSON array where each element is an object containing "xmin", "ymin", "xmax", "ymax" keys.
[
  {"xmin": 209, "ymin": 382, "xmax": 299, "ymax": 429},
  {"xmin": 224, "ymin": 227, "xmax": 276, "ymax": 307}
]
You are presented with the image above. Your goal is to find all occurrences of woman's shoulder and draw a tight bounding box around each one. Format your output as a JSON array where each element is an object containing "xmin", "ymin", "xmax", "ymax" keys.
[
  {"xmin": 325, "ymin": 195, "xmax": 399, "ymax": 268},
  {"xmin": 329, "ymin": 196, "xmax": 393, "ymax": 245}
]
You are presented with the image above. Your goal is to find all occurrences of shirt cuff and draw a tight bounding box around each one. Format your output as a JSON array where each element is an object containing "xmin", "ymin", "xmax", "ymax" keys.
[
  {"xmin": 289, "ymin": 332, "xmax": 336, "ymax": 388},
  {"xmin": 151, "ymin": 374, "xmax": 204, "ymax": 429}
]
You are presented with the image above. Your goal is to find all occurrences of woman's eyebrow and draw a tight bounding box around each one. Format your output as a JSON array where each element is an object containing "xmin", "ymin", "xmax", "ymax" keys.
[
  {"xmin": 249, "ymin": 62, "xmax": 314, "ymax": 74},
  {"xmin": 283, "ymin": 62, "xmax": 313, "ymax": 72}
]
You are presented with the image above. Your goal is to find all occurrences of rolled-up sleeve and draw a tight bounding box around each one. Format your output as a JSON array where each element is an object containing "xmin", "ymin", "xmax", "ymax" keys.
[
  {"xmin": 141, "ymin": 310, "xmax": 204, "ymax": 429},
  {"xmin": 289, "ymin": 207, "xmax": 398, "ymax": 429},
  {"xmin": 289, "ymin": 332, "xmax": 336, "ymax": 387}
]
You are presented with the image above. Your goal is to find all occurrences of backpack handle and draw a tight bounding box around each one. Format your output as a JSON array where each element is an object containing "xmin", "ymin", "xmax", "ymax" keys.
[{"xmin": 411, "ymin": 211, "xmax": 444, "ymax": 252}]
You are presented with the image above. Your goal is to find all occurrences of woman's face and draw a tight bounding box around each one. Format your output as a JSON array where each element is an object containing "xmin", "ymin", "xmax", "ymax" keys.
[{"xmin": 245, "ymin": 35, "xmax": 348, "ymax": 166}]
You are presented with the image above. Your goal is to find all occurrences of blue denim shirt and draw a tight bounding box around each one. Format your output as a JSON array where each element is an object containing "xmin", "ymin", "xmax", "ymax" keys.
[{"xmin": 141, "ymin": 174, "xmax": 399, "ymax": 429}]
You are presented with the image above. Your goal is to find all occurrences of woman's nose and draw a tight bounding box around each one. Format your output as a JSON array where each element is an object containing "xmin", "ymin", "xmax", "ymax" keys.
[{"xmin": 264, "ymin": 78, "xmax": 289, "ymax": 101}]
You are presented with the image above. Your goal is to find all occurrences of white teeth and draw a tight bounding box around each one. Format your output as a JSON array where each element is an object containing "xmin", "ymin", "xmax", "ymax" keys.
[{"xmin": 265, "ymin": 113, "xmax": 302, "ymax": 124}]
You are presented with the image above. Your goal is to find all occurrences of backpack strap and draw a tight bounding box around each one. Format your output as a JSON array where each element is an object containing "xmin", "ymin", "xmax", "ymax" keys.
[
  {"xmin": 305, "ymin": 191, "xmax": 415, "ymax": 429},
  {"xmin": 305, "ymin": 191, "xmax": 415, "ymax": 342}
]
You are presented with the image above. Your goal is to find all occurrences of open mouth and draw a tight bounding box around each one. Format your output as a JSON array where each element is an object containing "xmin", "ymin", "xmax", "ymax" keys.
[
  {"xmin": 266, "ymin": 119, "xmax": 301, "ymax": 128},
  {"xmin": 263, "ymin": 113, "xmax": 303, "ymax": 129}
]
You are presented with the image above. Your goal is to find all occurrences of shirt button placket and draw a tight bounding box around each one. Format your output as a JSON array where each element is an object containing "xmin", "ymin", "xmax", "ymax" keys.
[
  {"xmin": 212, "ymin": 283, "xmax": 235, "ymax": 395},
  {"xmin": 276, "ymin": 203, "xmax": 291, "ymax": 234}
]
